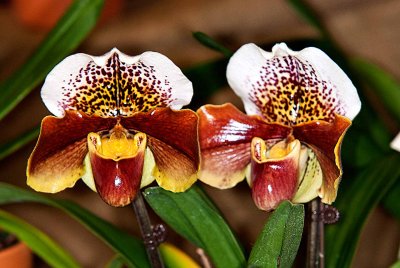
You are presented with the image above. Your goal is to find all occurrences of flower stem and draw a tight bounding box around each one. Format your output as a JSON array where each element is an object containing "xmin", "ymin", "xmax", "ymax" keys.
[
  {"xmin": 307, "ymin": 198, "xmax": 325, "ymax": 268},
  {"xmin": 132, "ymin": 192, "xmax": 165, "ymax": 268}
]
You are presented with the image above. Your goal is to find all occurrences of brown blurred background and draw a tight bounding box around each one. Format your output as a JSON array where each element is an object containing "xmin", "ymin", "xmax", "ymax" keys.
[{"xmin": 0, "ymin": 0, "xmax": 399, "ymax": 267}]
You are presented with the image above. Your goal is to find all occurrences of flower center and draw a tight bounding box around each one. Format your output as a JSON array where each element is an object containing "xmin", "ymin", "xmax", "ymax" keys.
[{"xmin": 88, "ymin": 124, "xmax": 146, "ymax": 161}]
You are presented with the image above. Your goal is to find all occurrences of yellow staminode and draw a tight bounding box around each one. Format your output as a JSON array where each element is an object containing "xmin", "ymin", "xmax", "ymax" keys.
[{"xmin": 88, "ymin": 125, "xmax": 146, "ymax": 160}]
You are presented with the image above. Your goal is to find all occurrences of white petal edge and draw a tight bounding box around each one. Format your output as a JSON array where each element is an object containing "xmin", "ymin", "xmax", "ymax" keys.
[
  {"xmin": 41, "ymin": 52, "xmax": 94, "ymax": 117},
  {"xmin": 138, "ymin": 51, "xmax": 193, "ymax": 111},
  {"xmin": 390, "ymin": 132, "xmax": 400, "ymax": 153},
  {"xmin": 295, "ymin": 46, "xmax": 361, "ymax": 120},
  {"xmin": 226, "ymin": 43, "xmax": 268, "ymax": 116},
  {"xmin": 226, "ymin": 43, "xmax": 361, "ymax": 120},
  {"xmin": 41, "ymin": 48, "xmax": 193, "ymax": 117}
]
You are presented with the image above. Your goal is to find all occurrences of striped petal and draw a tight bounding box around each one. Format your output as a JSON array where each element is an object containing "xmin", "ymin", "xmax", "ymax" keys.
[
  {"xmin": 198, "ymin": 103, "xmax": 291, "ymax": 188},
  {"xmin": 87, "ymin": 129, "xmax": 147, "ymax": 207},
  {"xmin": 41, "ymin": 48, "xmax": 193, "ymax": 117},
  {"xmin": 250, "ymin": 138, "xmax": 302, "ymax": 211},
  {"xmin": 293, "ymin": 114, "xmax": 352, "ymax": 203},
  {"xmin": 27, "ymin": 111, "xmax": 117, "ymax": 193},
  {"xmin": 226, "ymin": 43, "xmax": 361, "ymax": 126},
  {"xmin": 120, "ymin": 107, "xmax": 199, "ymax": 192}
]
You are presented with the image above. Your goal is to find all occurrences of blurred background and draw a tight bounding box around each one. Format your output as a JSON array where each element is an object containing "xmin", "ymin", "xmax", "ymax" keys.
[{"xmin": 0, "ymin": 0, "xmax": 399, "ymax": 267}]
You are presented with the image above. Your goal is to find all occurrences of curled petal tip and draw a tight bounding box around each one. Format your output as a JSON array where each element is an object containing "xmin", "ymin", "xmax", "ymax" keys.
[{"xmin": 271, "ymin": 43, "xmax": 292, "ymax": 57}]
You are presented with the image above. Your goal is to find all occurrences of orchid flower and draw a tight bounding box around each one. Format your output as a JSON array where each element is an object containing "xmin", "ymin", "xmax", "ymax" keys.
[
  {"xmin": 198, "ymin": 43, "xmax": 361, "ymax": 211},
  {"xmin": 27, "ymin": 48, "xmax": 199, "ymax": 207}
]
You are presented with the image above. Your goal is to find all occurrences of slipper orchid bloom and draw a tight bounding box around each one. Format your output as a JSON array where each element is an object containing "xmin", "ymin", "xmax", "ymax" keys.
[
  {"xmin": 198, "ymin": 43, "xmax": 361, "ymax": 211},
  {"xmin": 27, "ymin": 49, "xmax": 199, "ymax": 207}
]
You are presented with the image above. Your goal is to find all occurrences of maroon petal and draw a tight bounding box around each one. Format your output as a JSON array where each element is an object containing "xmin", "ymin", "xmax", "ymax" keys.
[
  {"xmin": 197, "ymin": 103, "xmax": 291, "ymax": 188},
  {"xmin": 27, "ymin": 111, "xmax": 116, "ymax": 193},
  {"xmin": 87, "ymin": 131, "xmax": 147, "ymax": 207},
  {"xmin": 250, "ymin": 138, "xmax": 301, "ymax": 211},
  {"xmin": 121, "ymin": 107, "xmax": 199, "ymax": 192},
  {"xmin": 293, "ymin": 114, "xmax": 352, "ymax": 203}
]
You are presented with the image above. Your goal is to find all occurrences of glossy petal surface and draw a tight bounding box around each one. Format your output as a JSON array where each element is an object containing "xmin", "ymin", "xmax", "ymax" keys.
[
  {"xmin": 226, "ymin": 43, "xmax": 361, "ymax": 126},
  {"xmin": 87, "ymin": 131, "xmax": 147, "ymax": 206},
  {"xmin": 27, "ymin": 111, "xmax": 117, "ymax": 193},
  {"xmin": 121, "ymin": 107, "xmax": 199, "ymax": 192},
  {"xmin": 251, "ymin": 138, "xmax": 301, "ymax": 211},
  {"xmin": 198, "ymin": 103, "xmax": 291, "ymax": 188},
  {"xmin": 42, "ymin": 49, "xmax": 193, "ymax": 117},
  {"xmin": 293, "ymin": 114, "xmax": 352, "ymax": 203}
]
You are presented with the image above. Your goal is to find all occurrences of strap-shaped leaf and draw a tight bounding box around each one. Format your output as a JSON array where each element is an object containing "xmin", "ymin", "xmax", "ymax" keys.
[
  {"xmin": 382, "ymin": 180, "xmax": 400, "ymax": 220},
  {"xmin": 0, "ymin": 0, "xmax": 104, "ymax": 120},
  {"xmin": 326, "ymin": 153, "xmax": 400, "ymax": 268},
  {"xmin": 192, "ymin": 32, "xmax": 233, "ymax": 57},
  {"xmin": 0, "ymin": 183, "xmax": 149, "ymax": 268},
  {"xmin": 0, "ymin": 127, "xmax": 39, "ymax": 161},
  {"xmin": 0, "ymin": 209, "xmax": 79, "ymax": 268},
  {"xmin": 350, "ymin": 58, "xmax": 400, "ymax": 123},
  {"xmin": 248, "ymin": 201, "xmax": 304, "ymax": 268},
  {"xmin": 143, "ymin": 185, "xmax": 246, "ymax": 268}
]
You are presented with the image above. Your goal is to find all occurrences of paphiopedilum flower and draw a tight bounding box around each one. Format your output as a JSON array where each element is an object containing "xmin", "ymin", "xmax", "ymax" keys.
[
  {"xmin": 27, "ymin": 48, "xmax": 199, "ymax": 207},
  {"xmin": 198, "ymin": 43, "xmax": 361, "ymax": 211}
]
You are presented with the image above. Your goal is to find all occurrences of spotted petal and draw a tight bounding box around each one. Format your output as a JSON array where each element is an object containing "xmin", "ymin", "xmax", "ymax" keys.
[
  {"xmin": 293, "ymin": 114, "xmax": 352, "ymax": 203},
  {"xmin": 198, "ymin": 103, "xmax": 291, "ymax": 188},
  {"xmin": 27, "ymin": 111, "xmax": 117, "ymax": 193},
  {"xmin": 226, "ymin": 43, "xmax": 361, "ymax": 126},
  {"xmin": 120, "ymin": 107, "xmax": 199, "ymax": 192},
  {"xmin": 41, "ymin": 48, "xmax": 193, "ymax": 117}
]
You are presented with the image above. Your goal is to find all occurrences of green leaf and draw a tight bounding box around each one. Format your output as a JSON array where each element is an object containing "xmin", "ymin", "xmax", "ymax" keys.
[
  {"xmin": 192, "ymin": 32, "xmax": 233, "ymax": 57},
  {"xmin": 106, "ymin": 255, "xmax": 133, "ymax": 268},
  {"xmin": 143, "ymin": 185, "xmax": 246, "ymax": 268},
  {"xmin": 382, "ymin": 179, "xmax": 400, "ymax": 220},
  {"xmin": 248, "ymin": 201, "xmax": 304, "ymax": 268},
  {"xmin": 326, "ymin": 153, "xmax": 400, "ymax": 268},
  {"xmin": 390, "ymin": 260, "xmax": 400, "ymax": 268},
  {"xmin": 0, "ymin": 0, "xmax": 104, "ymax": 121},
  {"xmin": 350, "ymin": 58, "xmax": 400, "ymax": 123},
  {"xmin": 0, "ymin": 209, "xmax": 79, "ymax": 268},
  {"xmin": 0, "ymin": 183, "xmax": 149, "ymax": 268},
  {"xmin": 0, "ymin": 126, "xmax": 39, "ymax": 161}
]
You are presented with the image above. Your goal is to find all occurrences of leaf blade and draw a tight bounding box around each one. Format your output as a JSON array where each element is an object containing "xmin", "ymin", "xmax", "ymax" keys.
[
  {"xmin": 0, "ymin": 0, "xmax": 104, "ymax": 120},
  {"xmin": 0, "ymin": 127, "xmax": 39, "ymax": 161},
  {"xmin": 0, "ymin": 183, "xmax": 150, "ymax": 268},
  {"xmin": 143, "ymin": 185, "xmax": 246, "ymax": 268},
  {"xmin": 248, "ymin": 201, "xmax": 304, "ymax": 268},
  {"xmin": 350, "ymin": 58, "xmax": 400, "ymax": 123},
  {"xmin": 0, "ymin": 209, "xmax": 80, "ymax": 268},
  {"xmin": 325, "ymin": 153, "xmax": 400, "ymax": 268}
]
